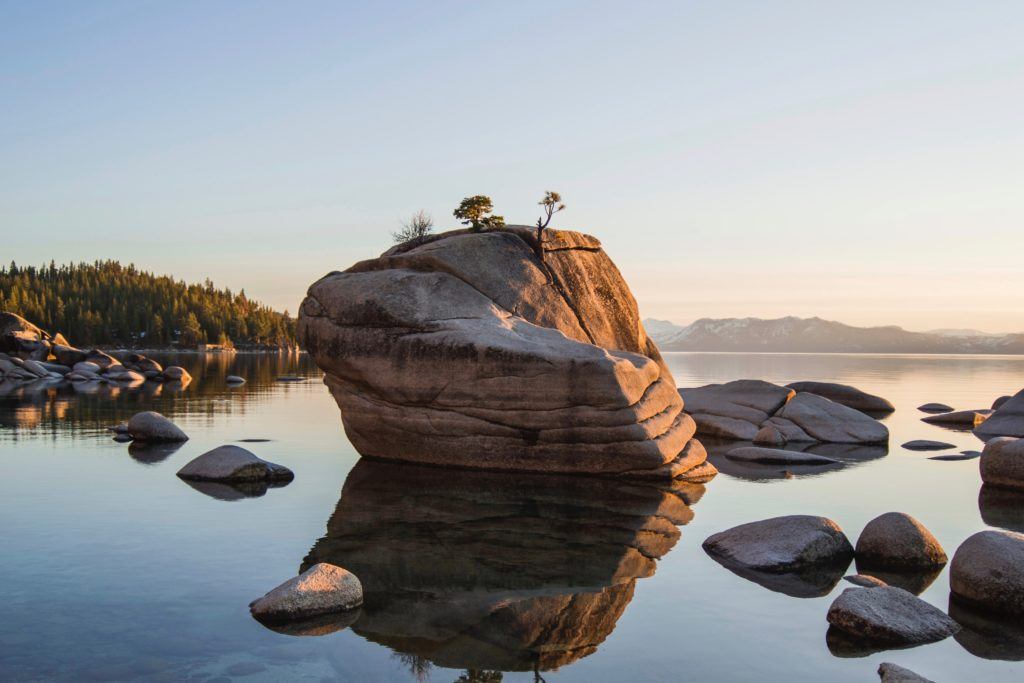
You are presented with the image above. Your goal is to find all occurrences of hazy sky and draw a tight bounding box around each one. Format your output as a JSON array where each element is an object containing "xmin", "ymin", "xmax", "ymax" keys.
[{"xmin": 3, "ymin": 1, "xmax": 1023, "ymax": 332}]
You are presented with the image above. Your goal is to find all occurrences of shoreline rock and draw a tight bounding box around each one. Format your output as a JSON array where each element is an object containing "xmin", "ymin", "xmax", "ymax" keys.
[
  {"xmin": 854, "ymin": 512, "xmax": 947, "ymax": 570},
  {"xmin": 702, "ymin": 515, "xmax": 854, "ymax": 573},
  {"xmin": 176, "ymin": 445, "xmax": 293, "ymax": 483},
  {"xmin": 826, "ymin": 586, "xmax": 959, "ymax": 645},
  {"xmin": 785, "ymin": 381, "xmax": 894, "ymax": 413},
  {"xmin": 127, "ymin": 411, "xmax": 189, "ymax": 442},
  {"xmin": 249, "ymin": 563, "xmax": 362, "ymax": 623}
]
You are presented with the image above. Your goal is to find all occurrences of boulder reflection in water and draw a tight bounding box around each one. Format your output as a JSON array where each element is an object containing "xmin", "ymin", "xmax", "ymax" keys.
[{"xmin": 300, "ymin": 460, "xmax": 705, "ymax": 673}]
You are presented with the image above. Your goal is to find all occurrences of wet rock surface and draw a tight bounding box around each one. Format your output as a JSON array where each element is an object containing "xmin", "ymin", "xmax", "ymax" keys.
[{"xmin": 826, "ymin": 586, "xmax": 959, "ymax": 645}]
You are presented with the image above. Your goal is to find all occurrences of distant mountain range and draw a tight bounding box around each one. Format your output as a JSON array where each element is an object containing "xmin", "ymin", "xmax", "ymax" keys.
[{"xmin": 644, "ymin": 316, "xmax": 1024, "ymax": 354}]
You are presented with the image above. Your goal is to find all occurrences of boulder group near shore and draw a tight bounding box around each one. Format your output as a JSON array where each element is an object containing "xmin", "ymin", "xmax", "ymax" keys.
[
  {"xmin": 681, "ymin": 379, "xmax": 889, "ymax": 444},
  {"xmin": 298, "ymin": 226, "xmax": 709, "ymax": 480}
]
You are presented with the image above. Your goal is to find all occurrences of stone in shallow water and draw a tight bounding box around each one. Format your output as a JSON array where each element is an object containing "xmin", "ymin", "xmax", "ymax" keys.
[
  {"xmin": 702, "ymin": 514, "xmax": 854, "ymax": 572},
  {"xmin": 878, "ymin": 662, "xmax": 936, "ymax": 683},
  {"xmin": 826, "ymin": 586, "xmax": 959, "ymax": 644},
  {"xmin": 785, "ymin": 381, "xmax": 894, "ymax": 413},
  {"xmin": 928, "ymin": 451, "xmax": 979, "ymax": 461},
  {"xmin": 225, "ymin": 375, "xmax": 246, "ymax": 384},
  {"xmin": 854, "ymin": 512, "xmax": 947, "ymax": 570},
  {"xmin": 680, "ymin": 379, "xmax": 794, "ymax": 440},
  {"xmin": 918, "ymin": 402, "xmax": 954, "ymax": 413},
  {"xmin": 975, "ymin": 389, "xmax": 1024, "ymax": 439},
  {"xmin": 767, "ymin": 393, "xmax": 889, "ymax": 444},
  {"xmin": 901, "ymin": 439, "xmax": 954, "ymax": 451},
  {"xmin": 127, "ymin": 411, "xmax": 189, "ymax": 442},
  {"xmin": 950, "ymin": 529, "xmax": 1024, "ymax": 616},
  {"xmin": 921, "ymin": 409, "xmax": 991, "ymax": 427},
  {"xmin": 725, "ymin": 445, "xmax": 839, "ymax": 466},
  {"xmin": 844, "ymin": 574, "xmax": 887, "ymax": 587},
  {"xmin": 250, "ymin": 563, "xmax": 363, "ymax": 623},
  {"xmin": 980, "ymin": 437, "xmax": 1024, "ymax": 491},
  {"xmin": 176, "ymin": 445, "xmax": 293, "ymax": 483}
]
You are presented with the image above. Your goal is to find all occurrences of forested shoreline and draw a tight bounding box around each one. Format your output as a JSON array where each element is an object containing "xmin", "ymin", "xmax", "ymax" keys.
[{"xmin": 0, "ymin": 261, "xmax": 295, "ymax": 348}]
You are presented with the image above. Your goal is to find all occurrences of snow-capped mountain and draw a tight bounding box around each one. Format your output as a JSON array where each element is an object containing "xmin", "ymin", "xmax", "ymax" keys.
[{"xmin": 644, "ymin": 316, "xmax": 1024, "ymax": 354}]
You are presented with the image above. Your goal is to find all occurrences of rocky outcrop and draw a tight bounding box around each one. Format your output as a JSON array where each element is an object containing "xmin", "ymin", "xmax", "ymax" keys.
[
  {"xmin": 298, "ymin": 227, "xmax": 707, "ymax": 479},
  {"xmin": 176, "ymin": 445, "xmax": 293, "ymax": 483},
  {"xmin": 975, "ymin": 389, "xmax": 1024, "ymax": 439},
  {"xmin": 249, "ymin": 563, "xmax": 363, "ymax": 623},
  {"xmin": 980, "ymin": 437, "xmax": 1024, "ymax": 490},
  {"xmin": 949, "ymin": 530, "xmax": 1024, "ymax": 616},
  {"xmin": 301, "ymin": 459, "xmax": 704, "ymax": 671},
  {"xmin": 854, "ymin": 512, "xmax": 947, "ymax": 570},
  {"xmin": 826, "ymin": 586, "xmax": 959, "ymax": 645},
  {"xmin": 702, "ymin": 515, "xmax": 854, "ymax": 572},
  {"xmin": 785, "ymin": 381, "xmax": 893, "ymax": 413},
  {"xmin": 680, "ymin": 379, "xmax": 888, "ymax": 445}
]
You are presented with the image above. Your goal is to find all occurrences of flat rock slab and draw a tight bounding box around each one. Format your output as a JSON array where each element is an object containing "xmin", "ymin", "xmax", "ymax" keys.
[
  {"xmin": 950, "ymin": 529, "xmax": 1024, "ymax": 616},
  {"xmin": 725, "ymin": 446, "xmax": 839, "ymax": 466},
  {"xmin": 878, "ymin": 662, "xmax": 936, "ymax": 683},
  {"xmin": 901, "ymin": 440, "xmax": 955, "ymax": 451},
  {"xmin": 980, "ymin": 437, "xmax": 1024, "ymax": 491},
  {"xmin": 769, "ymin": 392, "xmax": 889, "ymax": 444},
  {"xmin": 127, "ymin": 411, "xmax": 189, "ymax": 442},
  {"xmin": 679, "ymin": 380, "xmax": 794, "ymax": 440},
  {"xmin": 855, "ymin": 512, "xmax": 947, "ymax": 570},
  {"xmin": 249, "ymin": 563, "xmax": 362, "ymax": 622},
  {"xmin": 845, "ymin": 574, "xmax": 887, "ymax": 587},
  {"xmin": 177, "ymin": 445, "xmax": 294, "ymax": 483},
  {"xmin": 918, "ymin": 403, "xmax": 954, "ymax": 413},
  {"xmin": 827, "ymin": 586, "xmax": 959, "ymax": 644},
  {"xmin": 786, "ymin": 381, "xmax": 894, "ymax": 413},
  {"xmin": 975, "ymin": 389, "xmax": 1024, "ymax": 439},
  {"xmin": 928, "ymin": 452, "xmax": 980, "ymax": 461},
  {"xmin": 703, "ymin": 514, "xmax": 853, "ymax": 572},
  {"xmin": 921, "ymin": 409, "xmax": 991, "ymax": 426}
]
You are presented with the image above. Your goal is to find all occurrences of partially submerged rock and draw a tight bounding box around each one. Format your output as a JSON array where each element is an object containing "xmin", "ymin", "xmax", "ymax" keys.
[
  {"xmin": 752, "ymin": 424, "xmax": 787, "ymax": 447},
  {"xmin": 126, "ymin": 411, "xmax": 189, "ymax": 442},
  {"xmin": 176, "ymin": 445, "xmax": 293, "ymax": 483},
  {"xmin": 979, "ymin": 437, "xmax": 1024, "ymax": 491},
  {"xmin": 826, "ymin": 586, "xmax": 959, "ymax": 645},
  {"xmin": 918, "ymin": 403, "xmax": 954, "ymax": 413},
  {"xmin": 161, "ymin": 365, "xmax": 192, "ymax": 382},
  {"xmin": 298, "ymin": 227, "xmax": 706, "ymax": 479},
  {"xmin": 845, "ymin": 574, "xmax": 887, "ymax": 587},
  {"xmin": 921, "ymin": 409, "xmax": 991, "ymax": 427},
  {"xmin": 901, "ymin": 439, "xmax": 954, "ymax": 451},
  {"xmin": 975, "ymin": 389, "xmax": 1024, "ymax": 439},
  {"xmin": 768, "ymin": 392, "xmax": 889, "ymax": 444},
  {"xmin": 225, "ymin": 375, "xmax": 246, "ymax": 384},
  {"xmin": 854, "ymin": 512, "xmax": 946, "ymax": 570},
  {"xmin": 725, "ymin": 446, "xmax": 839, "ymax": 466},
  {"xmin": 878, "ymin": 662, "xmax": 935, "ymax": 683},
  {"xmin": 702, "ymin": 515, "xmax": 853, "ymax": 572},
  {"xmin": 949, "ymin": 530, "xmax": 1024, "ymax": 616},
  {"xmin": 928, "ymin": 452, "xmax": 980, "ymax": 461},
  {"xmin": 785, "ymin": 381, "xmax": 894, "ymax": 413},
  {"xmin": 249, "ymin": 563, "xmax": 362, "ymax": 623},
  {"xmin": 679, "ymin": 380, "xmax": 794, "ymax": 440}
]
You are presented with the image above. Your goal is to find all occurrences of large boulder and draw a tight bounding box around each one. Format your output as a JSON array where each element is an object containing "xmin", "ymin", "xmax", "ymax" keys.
[
  {"xmin": 249, "ymin": 563, "xmax": 362, "ymax": 623},
  {"xmin": 949, "ymin": 530, "xmax": 1024, "ymax": 616},
  {"xmin": 767, "ymin": 392, "xmax": 889, "ymax": 444},
  {"xmin": 702, "ymin": 515, "xmax": 854, "ymax": 572},
  {"xmin": 0, "ymin": 312, "xmax": 46, "ymax": 354},
  {"xmin": 176, "ymin": 445, "xmax": 293, "ymax": 483},
  {"xmin": 975, "ymin": 389, "xmax": 1024, "ymax": 439},
  {"xmin": 298, "ymin": 227, "xmax": 706, "ymax": 479},
  {"xmin": 126, "ymin": 411, "xmax": 189, "ymax": 442},
  {"xmin": 51, "ymin": 343, "xmax": 87, "ymax": 366},
  {"xmin": 679, "ymin": 380, "xmax": 794, "ymax": 440},
  {"xmin": 854, "ymin": 512, "xmax": 947, "ymax": 570},
  {"xmin": 826, "ymin": 586, "xmax": 959, "ymax": 645},
  {"xmin": 785, "ymin": 381, "xmax": 894, "ymax": 413},
  {"xmin": 980, "ymin": 437, "xmax": 1024, "ymax": 491}
]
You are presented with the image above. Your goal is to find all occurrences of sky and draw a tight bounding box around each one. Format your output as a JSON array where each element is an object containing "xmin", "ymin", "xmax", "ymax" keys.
[{"xmin": 2, "ymin": 1, "xmax": 1023, "ymax": 332}]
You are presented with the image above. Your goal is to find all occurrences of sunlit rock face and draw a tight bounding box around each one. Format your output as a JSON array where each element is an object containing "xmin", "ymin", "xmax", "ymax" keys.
[
  {"xmin": 302, "ymin": 460, "xmax": 704, "ymax": 672},
  {"xmin": 298, "ymin": 227, "xmax": 707, "ymax": 479}
]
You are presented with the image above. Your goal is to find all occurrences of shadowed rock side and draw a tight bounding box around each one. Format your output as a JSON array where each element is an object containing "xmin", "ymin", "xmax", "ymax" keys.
[
  {"xmin": 299, "ymin": 227, "xmax": 706, "ymax": 479},
  {"xmin": 301, "ymin": 460, "xmax": 704, "ymax": 672}
]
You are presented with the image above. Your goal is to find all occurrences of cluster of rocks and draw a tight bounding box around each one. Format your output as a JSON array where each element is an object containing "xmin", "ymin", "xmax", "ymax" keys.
[
  {"xmin": 297, "ymin": 227, "xmax": 713, "ymax": 481},
  {"xmin": 0, "ymin": 312, "xmax": 191, "ymax": 387},
  {"xmin": 679, "ymin": 379, "xmax": 890, "ymax": 445},
  {"xmin": 912, "ymin": 390, "xmax": 1023, "ymax": 438}
]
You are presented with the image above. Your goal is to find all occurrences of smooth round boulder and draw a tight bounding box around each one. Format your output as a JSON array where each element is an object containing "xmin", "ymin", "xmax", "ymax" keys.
[
  {"xmin": 137, "ymin": 357, "xmax": 163, "ymax": 373},
  {"xmin": 826, "ymin": 586, "xmax": 959, "ymax": 644},
  {"xmin": 980, "ymin": 437, "xmax": 1024, "ymax": 491},
  {"xmin": 72, "ymin": 361, "xmax": 101, "ymax": 375},
  {"xmin": 176, "ymin": 445, "xmax": 293, "ymax": 483},
  {"xmin": 878, "ymin": 662, "xmax": 935, "ymax": 683},
  {"xmin": 950, "ymin": 530, "xmax": 1024, "ymax": 616},
  {"xmin": 85, "ymin": 350, "xmax": 119, "ymax": 370},
  {"xmin": 901, "ymin": 440, "xmax": 955, "ymax": 451},
  {"xmin": 249, "ymin": 563, "xmax": 362, "ymax": 623},
  {"xmin": 21, "ymin": 359, "xmax": 49, "ymax": 378},
  {"xmin": 855, "ymin": 512, "xmax": 947, "ymax": 570},
  {"xmin": 225, "ymin": 375, "xmax": 246, "ymax": 384},
  {"xmin": 702, "ymin": 515, "xmax": 853, "ymax": 572},
  {"xmin": 918, "ymin": 403, "xmax": 954, "ymax": 413},
  {"xmin": 162, "ymin": 365, "xmax": 192, "ymax": 382},
  {"xmin": 126, "ymin": 411, "xmax": 189, "ymax": 442},
  {"xmin": 52, "ymin": 344, "xmax": 87, "ymax": 366}
]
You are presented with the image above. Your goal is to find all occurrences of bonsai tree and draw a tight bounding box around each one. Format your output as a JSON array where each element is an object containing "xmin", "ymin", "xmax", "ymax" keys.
[
  {"xmin": 454, "ymin": 195, "xmax": 505, "ymax": 232},
  {"xmin": 391, "ymin": 210, "xmax": 434, "ymax": 245},
  {"xmin": 534, "ymin": 190, "xmax": 566, "ymax": 259}
]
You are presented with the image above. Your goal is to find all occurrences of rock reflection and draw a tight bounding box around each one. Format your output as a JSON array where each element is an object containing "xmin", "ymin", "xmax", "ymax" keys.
[
  {"xmin": 300, "ymin": 460, "xmax": 704, "ymax": 672},
  {"xmin": 851, "ymin": 564, "xmax": 942, "ymax": 596},
  {"xmin": 949, "ymin": 597, "xmax": 1024, "ymax": 661},
  {"xmin": 128, "ymin": 441, "xmax": 184, "ymax": 465},
  {"xmin": 713, "ymin": 561, "xmax": 849, "ymax": 598},
  {"xmin": 978, "ymin": 485, "xmax": 1024, "ymax": 533},
  {"xmin": 180, "ymin": 478, "xmax": 290, "ymax": 501},
  {"xmin": 704, "ymin": 439, "xmax": 887, "ymax": 482}
]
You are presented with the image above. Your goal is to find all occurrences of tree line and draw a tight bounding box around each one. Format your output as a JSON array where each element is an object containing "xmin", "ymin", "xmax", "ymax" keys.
[{"xmin": 0, "ymin": 260, "xmax": 295, "ymax": 348}]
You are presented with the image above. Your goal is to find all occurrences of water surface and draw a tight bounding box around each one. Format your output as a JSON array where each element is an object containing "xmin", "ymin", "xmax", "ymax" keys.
[{"xmin": 1, "ymin": 352, "xmax": 1022, "ymax": 681}]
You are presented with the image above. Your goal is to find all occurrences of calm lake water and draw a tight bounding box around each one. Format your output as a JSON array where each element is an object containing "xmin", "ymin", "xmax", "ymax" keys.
[{"xmin": 1, "ymin": 352, "xmax": 1023, "ymax": 682}]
